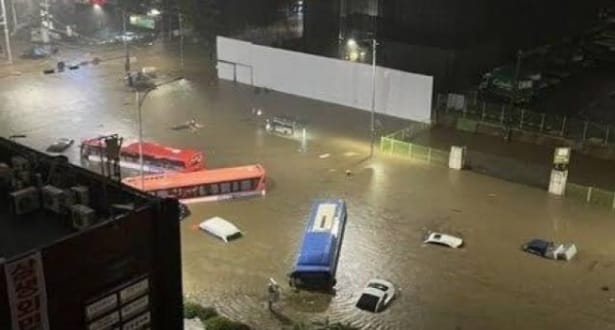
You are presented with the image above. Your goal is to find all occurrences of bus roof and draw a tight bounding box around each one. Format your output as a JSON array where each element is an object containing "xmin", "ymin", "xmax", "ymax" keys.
[
  {"xmin": 121, "ymin": 142, "xmax": 202, "ymax": 163},
  {"xmin": 122, "ymin": 164, "xmax": 265, "ymax": 191},
  {"xmin": 295, "ymin": 199, "xmax": 346, "ymax": 270}
]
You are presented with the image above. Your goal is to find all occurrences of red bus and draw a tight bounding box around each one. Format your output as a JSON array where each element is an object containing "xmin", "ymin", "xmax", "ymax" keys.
[
  {"xmin": 80, "ymin": 138, "xmax": 204, "ymax": 173},
  {"xmin": 122, "ymin": 164, "xmax": 266, "ymax": 203}
]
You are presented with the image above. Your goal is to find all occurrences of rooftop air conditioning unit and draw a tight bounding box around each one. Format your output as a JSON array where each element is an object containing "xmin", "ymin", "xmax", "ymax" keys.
[
  {"xmin": 71, "ymin": 204, "xmax": 96, "ymax": 231},
  {"xmin": 11, "ymin": 156, "xmax": 29, "ymax": 172},
  {"xmin": 9, "ymin": 186, "xmax": 40, "ymax": 215},
  {"xmin": 71, "ymin": 186, "xmax": 90, "ymax": 206},
  {"xmin": 41, "ymin": 185, "xmax": 64, "ymax": 214},
  {"xmin": 0, "ymin": 163, "xmax": 12, "ymax": 186}
]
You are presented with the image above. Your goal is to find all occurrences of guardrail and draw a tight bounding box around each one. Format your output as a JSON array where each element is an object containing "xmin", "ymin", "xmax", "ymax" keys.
[
  {"xmin": 380, "ymin": 129, "xmax": 449, "ymax": 167},
  {"xmin": 437, "ymin": 93, "xmax": 615, "ymax": 146},
  {"xmin": 566, "ymin": 183, "xmax": 615, "ymax": 210},
  {"xmin": 381, "ymin": 123, "xmax": 615, "ymax": 212}
]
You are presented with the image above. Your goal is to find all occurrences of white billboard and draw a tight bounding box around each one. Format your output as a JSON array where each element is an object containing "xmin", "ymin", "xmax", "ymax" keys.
[{"xmin": 217, "ymin": 36, "xmax": 433, "ymax": 123}]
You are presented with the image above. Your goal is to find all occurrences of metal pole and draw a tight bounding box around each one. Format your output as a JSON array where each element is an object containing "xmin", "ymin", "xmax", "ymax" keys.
[
  {"xmin": 369, "ymin": 38, "xmax": 377, "ymax": 158},
  {"xmin": 123, "ymin": 9, "xmax": 130, "ymax": 73},
  {"xmin": 10, "ymin": 0, "xmax": 16, "ymax": 34},
  {"xmin": 179, "ymin": 12, "xmax": 184, "ymax": 72},
  {"xmin": 137, "ymin": 91, "xmax": 144, "ymax": 190},
  {"xmin": 1, "ymin": 0, "xmax": 12, "ymax": 63},
  {"xmin": 512, "ymin": 50, "xmax": 522, "ymax": 104}
]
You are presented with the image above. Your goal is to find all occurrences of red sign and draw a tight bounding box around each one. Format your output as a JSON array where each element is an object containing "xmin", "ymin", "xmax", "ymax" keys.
[{"xmin": 4, "ymin": 252, "xmax": 50, "ymax": 330}]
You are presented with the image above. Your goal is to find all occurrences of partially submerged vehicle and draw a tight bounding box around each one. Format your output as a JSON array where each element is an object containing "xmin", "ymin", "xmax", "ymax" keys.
[
  {"xmin": 46, "ymin": 138, "xmax": 74, "ymax": 153},
  {"xmin": 355, "ymin": 279, "xmax": 396, "ymax": 313},
  {"xmin": 424, "ymin": 232, "xmax": 464, "ymax": 248},
  {"xmin": 198, "ymin": 217, "xmax": 242, "ymax": 242},
  {"xmin": 522, "ymin": 239, "xmax": 577, "ymax": 261}
]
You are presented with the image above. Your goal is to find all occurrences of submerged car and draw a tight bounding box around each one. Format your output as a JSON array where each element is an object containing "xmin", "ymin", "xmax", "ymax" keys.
[
  {"xmin": 424, "ymin": 232, "xmax": 464, "ymax": 248},
  {"xmin": 355, "ymin": 279, "xmax": 396, "ymax": 313},
  {"xmin": 46, "ymin": 138, "xmax": 74, "ymax": 153},
  {"xmin": 198, "ymin": 217, "xmax": 242, "ymax": 242},
  {"xmin": 522, "ymin": 239, "xmax": 577, "ymax": 261}
]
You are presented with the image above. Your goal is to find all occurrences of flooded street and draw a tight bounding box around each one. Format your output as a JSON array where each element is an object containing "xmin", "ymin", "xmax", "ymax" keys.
[{"xmin": 2, "ymin": 45, "xmax": 615, "ymax": 329}]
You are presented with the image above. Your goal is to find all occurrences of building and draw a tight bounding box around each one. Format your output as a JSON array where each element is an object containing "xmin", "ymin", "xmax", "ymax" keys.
[
  {"xmin": 304, "ymin": 0, "xmax": 606, "ymax": 91},
  {"xmin": 0, "ymin": 138, "xmax": 183, "ymax": 330}
]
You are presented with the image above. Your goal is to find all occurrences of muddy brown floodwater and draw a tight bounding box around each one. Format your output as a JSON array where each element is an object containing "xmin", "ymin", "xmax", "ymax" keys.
[{"xmin": 2, "ymin": 45, "xmax": 615, "ymax": 330}]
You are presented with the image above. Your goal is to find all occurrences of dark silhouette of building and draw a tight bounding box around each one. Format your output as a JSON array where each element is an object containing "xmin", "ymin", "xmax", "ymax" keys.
[
  {"xmin": 0, "ymin": 138, "xmax": 182, "ymax": 329},
  {"xmin": 304, "ymin": 0, "xmax": 606, "ymax": 91}
]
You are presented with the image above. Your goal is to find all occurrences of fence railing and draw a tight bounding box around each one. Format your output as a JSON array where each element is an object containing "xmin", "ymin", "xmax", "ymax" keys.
[
  {"xmin": 382, "ymin": 123, "xmax": 615, "ymax": 212},
  {"xmin": 436, "ymin": 93, "xmax": 615, "ymax": 146},
  {"xmin": 566, "ymin": 183, "xmax": 615, "ymax": 210},
  {"xmin": 380, "ymin": 133, "xmax": 449, "ymax": 167}
]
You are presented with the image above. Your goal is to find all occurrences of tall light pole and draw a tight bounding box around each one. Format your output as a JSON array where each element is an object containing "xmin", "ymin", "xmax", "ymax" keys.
[
  {"xmin": 0, "ymin": 0, "xmax": 12, "ymax": 63},
  {"xmin": 346, "ymin": 38, "xmax": 377, "ymax": 157},
  {"xmin": 123, "ymin": 9, "xmax": 130, "ymax": 73},
  {"xmin": 178, "ymin": 12, "xmax": 184, "ymax": 73},
  {"xmin": 135, "ymin": 77, "xmax": 184, "ymax": 189},
  {"xmin": 369, "ymin": 38, "xmax": 377, "ymax": 158}
]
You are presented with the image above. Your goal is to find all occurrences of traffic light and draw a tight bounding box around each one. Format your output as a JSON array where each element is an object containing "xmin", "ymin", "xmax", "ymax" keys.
[{"xmin": 90, "ymin": 0, "xmax": 107, "ymax": 6}]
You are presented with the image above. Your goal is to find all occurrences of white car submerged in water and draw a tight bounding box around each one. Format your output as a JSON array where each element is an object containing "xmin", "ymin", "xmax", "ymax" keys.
[
  {"xmin": 424, "ymin": 232, "xmax": 464, "ymax": 248},
  {"xmin": 355, "ymin": 279, "xmax": 396, "ymax": 313},
  {"xmin": 198, "ymin": 217, "xmax": 242, "ymax": 243}
]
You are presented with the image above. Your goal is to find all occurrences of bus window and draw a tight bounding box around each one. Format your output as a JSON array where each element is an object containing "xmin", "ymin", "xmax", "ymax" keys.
[
  {"xmin": 208, "ymin": 183, "xmax": 219, "ymax": 195},
  {"xmin": 220, "ymin": 182, "xmax": 231, "ymax": 194},
  {"xmin": 231, "ymin": 181, "xmax": 240, "ymax": 192},
  {"xmin": 240, "ymin": 179, "xmax": 252, "ymax": 191},
  {"xmin": 198, "ymin": 185, "xmax": 207, "ymax": 196}
]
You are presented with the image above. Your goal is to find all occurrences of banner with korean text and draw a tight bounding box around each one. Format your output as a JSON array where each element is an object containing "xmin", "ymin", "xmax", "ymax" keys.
[{"xmin": 4, "ymin": 252, "xmax": 50, "ymax": 330}]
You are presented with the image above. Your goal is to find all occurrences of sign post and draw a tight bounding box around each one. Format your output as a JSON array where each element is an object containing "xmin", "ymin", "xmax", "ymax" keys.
[{"xmin": 549, "ymin": 147, "xmax": 571, "ymax": 196}]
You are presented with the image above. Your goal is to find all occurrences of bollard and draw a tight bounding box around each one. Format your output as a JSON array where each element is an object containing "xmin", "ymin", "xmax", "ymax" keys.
[
  {"xmin": 582, "ymin": 121, "xmax": 589, "ymax": 143},
  {"xmin": 561, "ymin": 117, "xmax": 567, "ymax": 137},
  {"xmin": 520, "ymin": 109, "xmax": 525, "ymax": 130},
  {"xmin": 500, "ymin": 106, "xmax": 505, "ymax": 125},
  {"xmin": 587, "ymin": 187, "xmax": 593, "ymax": 203},
  {"xmin": 540, "ymin": 114, "xmax": 546, "ymax": 133}
]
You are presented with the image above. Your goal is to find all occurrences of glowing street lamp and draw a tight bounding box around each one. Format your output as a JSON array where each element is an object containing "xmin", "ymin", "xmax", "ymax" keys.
[
  {"xmin": 345, "ymin": 37, "xmax": 378, "ymax": 157},
  {"xmin": 135, "ymin": 77, "xmax": 184, "ymax": 189}
]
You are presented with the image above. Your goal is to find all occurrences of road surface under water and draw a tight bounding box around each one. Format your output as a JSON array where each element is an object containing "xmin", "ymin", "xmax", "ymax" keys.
[{"xmin": 1, "ymin": 45, "xmax": 615, "ymax": 330}]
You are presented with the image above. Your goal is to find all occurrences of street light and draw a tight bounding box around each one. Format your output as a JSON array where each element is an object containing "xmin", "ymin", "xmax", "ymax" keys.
[
  {"xmin": 346, "ymin": 38, "xmax": 378, "ymax": 158},
  {"xmin": 134, "ymin": 76, "xmax": 184, "ymax": 189}
]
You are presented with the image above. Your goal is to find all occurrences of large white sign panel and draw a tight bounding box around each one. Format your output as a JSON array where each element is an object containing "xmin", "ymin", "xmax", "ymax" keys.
[
  {"xmin": 4, "ymin": 252, "xmax": 50, "ymax": 330},
  {"xmin": 216, "ymin": 36, "xmax": 433, "ymax": 123}
]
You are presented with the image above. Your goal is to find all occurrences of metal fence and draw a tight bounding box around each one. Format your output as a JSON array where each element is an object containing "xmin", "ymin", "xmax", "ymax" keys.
[
  {"xmin": 437, "ymin": 93, "xmax": 615, "ymax": 146},
  {"xmin": 380, "ymin": 135, "xmax": 450, "ymax": 167},
  {"xmin": 566, "ymin": 183, "xmax": 615, "ymax": 210}
]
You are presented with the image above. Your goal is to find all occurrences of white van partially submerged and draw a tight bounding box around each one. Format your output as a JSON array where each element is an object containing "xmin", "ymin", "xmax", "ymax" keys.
[{"xmin": 199, "ymin": 217, "xmax": 242, "ymax": 243}]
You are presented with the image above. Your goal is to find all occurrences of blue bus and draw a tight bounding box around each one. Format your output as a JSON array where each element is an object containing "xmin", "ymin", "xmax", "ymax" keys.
[{"xmin": 289, "ymin": 199, "xmax": 348, "ymax": 290}]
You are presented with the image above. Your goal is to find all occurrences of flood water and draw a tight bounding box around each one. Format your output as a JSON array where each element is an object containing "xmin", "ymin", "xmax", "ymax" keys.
[{"xmin": 2, "ymin": 45, "xmax": 615, "ymax": 330}]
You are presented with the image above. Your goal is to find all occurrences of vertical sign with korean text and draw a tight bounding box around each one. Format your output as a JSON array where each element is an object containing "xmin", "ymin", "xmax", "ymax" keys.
[{"xmin": 4, "ymin": 252, "xmax": 50, "ymax": 330}]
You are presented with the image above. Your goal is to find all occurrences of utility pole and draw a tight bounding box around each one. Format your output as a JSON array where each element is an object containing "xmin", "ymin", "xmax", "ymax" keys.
[
  {"xmin": 123, "ymin": 9, "xmax": 130, "ymax": 73},
  {"xmin": 178, "ymin": 12, "xmax": 184, "ymax": 72},
  {"xmin": 0, "ymin": 0, "xmax": 12, "ymax": 63},
  {"xmin": 9, "ymin": 0, "xmax": 16, "ymax": 34},
  {"xmin": 369, "ymin": 38, "xmax": 377, "ymax": 158}
]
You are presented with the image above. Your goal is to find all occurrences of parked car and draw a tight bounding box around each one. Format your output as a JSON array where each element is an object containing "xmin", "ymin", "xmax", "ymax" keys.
[
  {"xmin": 46, "ymin": 138, "xmax": 74, "ymax": 153},
  {"xmin": 522, "ymin": 239, "xmax": 577, "ymax": 261},
  {"xmin": 424, "ymin": 232, "xmax": 464, "ymax": 248},
  {"xmin": 355, "ymin": 279, "xmax": 396, "ymax": 313},
  {"xmin": 198, "ymin": 217, "xmax": 242, "ymax": 242}
]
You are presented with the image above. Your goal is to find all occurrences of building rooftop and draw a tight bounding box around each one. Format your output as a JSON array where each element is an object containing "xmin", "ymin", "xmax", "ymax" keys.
[{"xmin": 0, "ymin": 138, "xmax": 155, "ymax": 260}]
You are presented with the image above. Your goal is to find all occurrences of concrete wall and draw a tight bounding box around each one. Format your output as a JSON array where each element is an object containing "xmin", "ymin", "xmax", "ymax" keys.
[{"xmin": 217, "ymin": 36, "xmax": 434, "ymax": 123}]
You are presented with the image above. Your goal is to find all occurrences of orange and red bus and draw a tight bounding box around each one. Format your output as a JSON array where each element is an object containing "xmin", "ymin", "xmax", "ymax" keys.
[
  {"xmin": 80, "ymin": 138, "xmax": 204, "ymax": 173},
  {"xmin": 122, "ymin": 164, "xmax": 266, "ymax": 203}
]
